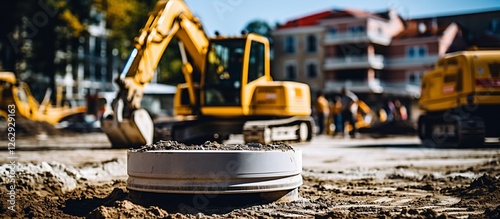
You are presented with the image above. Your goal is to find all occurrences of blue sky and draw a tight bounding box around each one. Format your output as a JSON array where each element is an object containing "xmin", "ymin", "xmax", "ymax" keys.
[{"xmin": 183, "ymin": 0, "xmax": 500, "ymax": 36}]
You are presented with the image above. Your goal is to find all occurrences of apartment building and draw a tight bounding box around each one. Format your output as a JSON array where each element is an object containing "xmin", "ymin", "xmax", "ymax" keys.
[
  {"xmin": 273, "ymin": 7, "xmax": 500, "ymax": 118},
  {"xmin": 272, "ymin": 11, "xmax": 329, "ymax": 91}
]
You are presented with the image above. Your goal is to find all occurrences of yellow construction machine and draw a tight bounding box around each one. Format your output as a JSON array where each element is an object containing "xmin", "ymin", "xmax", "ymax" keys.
[
  {"xmin": 101, "ymin": 0, "xmax": 314, "ymax": 148},
  {"xmin": 418, "ymin": 50, "xmax": 500, "ymax": 147},
  {"xmin": 327, "ymin": 100, "xmax": 377, "ymax": 135},
  {"xmin": 0, "ymin": 71, "xmax": 87, "ymax": 129}
]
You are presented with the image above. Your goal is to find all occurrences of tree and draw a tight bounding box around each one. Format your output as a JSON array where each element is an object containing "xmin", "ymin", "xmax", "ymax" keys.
[
  {"xmin": 96, "ymin": 0, "xmax": 185, "ymax": 86},
  {"xmin": 244, "ymin": 20, "xmax": 273, "ymax": 43},
  {"xmin": 0, "ymin": 0, "xmax": 185, "ymax": 101},
  {"xmin": 157, "ymin": 38, "xmax": 185, "ymax": 85},
  {"xmin": 0, "ymin": 0, "xmax": 90, "ymax": 100},
  {"xmin": 96, "ymin": 0, "xmax": 154, "ymax": 56},
  {"xmin": 243, "ymin": 19, "xmax": 276, "ymax": 72}
]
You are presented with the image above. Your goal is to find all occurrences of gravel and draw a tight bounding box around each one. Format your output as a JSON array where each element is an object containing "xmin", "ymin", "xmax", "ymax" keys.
[{"xmin": 133, "ymin": 140, "xmax": 296, "ymax": 152}]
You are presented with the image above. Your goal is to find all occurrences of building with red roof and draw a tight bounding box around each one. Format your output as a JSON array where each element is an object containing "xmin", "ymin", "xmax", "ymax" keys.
[{"xmin": 272, "ymin": 7, "xmax": 500, "ymax": 121}]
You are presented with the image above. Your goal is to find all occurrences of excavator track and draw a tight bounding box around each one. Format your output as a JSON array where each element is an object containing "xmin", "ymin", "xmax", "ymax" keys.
[
  {"xmin": 155, "ymin": 118, "xmax": 244, "ymax": 145},
  {"xmin": 243, "ymin": 116, "xmax": 314, "ymax": 144},
  {"xmin": 154, "ymin": 116, "xmax": 315, "ymax": 145},
  {"xmin": 418, "ymin": 114, "xmax": 485, "ymax": 148}
]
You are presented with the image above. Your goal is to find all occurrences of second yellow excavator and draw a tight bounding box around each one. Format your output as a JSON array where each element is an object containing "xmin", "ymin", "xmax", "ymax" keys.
[
  {"xmin": 0, "ymin": 71, "xmax": 87, "ymax": 130},
  {"xmin": 418, "ymin": 49, "xmax": 500, "ymax": 147},
  {"xmin": 101, "ymin": 0, "xmax": 314, "ymax": 147}
]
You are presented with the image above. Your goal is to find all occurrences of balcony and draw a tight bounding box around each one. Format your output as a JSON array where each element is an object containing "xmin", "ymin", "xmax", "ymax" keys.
[
  {"xmin": 383, "ymin": 82, "xmax": 421, "ymax": 98},
  {"xmin": 325, "ymin": 79, "xmax": 383, "ymax": 93},
  {"xmin": 324, "ymin": 31, "xmax": 391, "ymax": 46},
  {"xmin": 324, "ymin": 55, "xmax": 384, "ymax": 70},
  {"xmin": 325, "ymin": 79, "xmax": 420, "ymax": 97},
  {"xmin": 385, "ymin": 55, "xmax": 439, "ymax": 69}
]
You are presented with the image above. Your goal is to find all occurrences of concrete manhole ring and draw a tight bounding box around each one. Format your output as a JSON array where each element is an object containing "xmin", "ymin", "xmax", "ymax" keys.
[{"xmin": 127, "ymin": 145, "xmax": 302, "ymax": 203}]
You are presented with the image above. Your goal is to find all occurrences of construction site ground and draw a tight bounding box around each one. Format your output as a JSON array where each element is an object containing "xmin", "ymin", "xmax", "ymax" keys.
[{"xmin": 0, "ymin": 131, "xmax": 499, "ymax": 218}]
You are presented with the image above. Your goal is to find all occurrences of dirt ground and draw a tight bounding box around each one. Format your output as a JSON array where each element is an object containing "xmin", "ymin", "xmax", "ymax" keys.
[{"xmin": 0, "ymin": 133, "xmax": 499, "ymax": 218}]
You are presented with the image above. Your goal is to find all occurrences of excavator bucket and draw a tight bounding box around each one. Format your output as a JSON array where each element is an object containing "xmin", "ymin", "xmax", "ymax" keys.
[{"xmin": 101, "ymin": 109, "xmax": 154, "ymax": 148}]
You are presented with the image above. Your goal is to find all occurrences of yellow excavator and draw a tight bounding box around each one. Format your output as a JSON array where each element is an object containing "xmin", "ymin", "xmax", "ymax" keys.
[
  {"xmin": 418, "ymin": 49, "xmax": 500, "ymax": 147},
  {"xmin": 101, "ymin": 0, "xmax": 314, "ymax": 147},
  {"xmin": 0, "ymin": 71, "xmax": 87, "ymax": 129}
]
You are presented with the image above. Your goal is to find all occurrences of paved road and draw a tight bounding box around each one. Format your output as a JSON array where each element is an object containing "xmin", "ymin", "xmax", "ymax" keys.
[{"xmin": 296, "ymin": 135, "xmax": 498, "ymax": 180}]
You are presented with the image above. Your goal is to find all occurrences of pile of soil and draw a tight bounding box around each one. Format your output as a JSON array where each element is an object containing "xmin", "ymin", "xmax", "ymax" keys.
[
  {"xmin": 442, "ymin": 173, "xmax": 500, "ymax": 217},
  {"xmin": 135, "ymin": 140, "xmax": 295, "ymax": 152}
]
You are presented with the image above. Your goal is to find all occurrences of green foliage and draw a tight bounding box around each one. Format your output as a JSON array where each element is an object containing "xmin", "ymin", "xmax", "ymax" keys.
[
  {"xmin": 157, "ymin": 38, "xmax": 184, "ymax": 85},
  {"xmin": 0, "ymin": 0, "xmax": 93, "ymax": 100},
  {"xmin": 98, "ymin": 0, "xmax": 155, "ymax": 56},
  {"xmin": 0, "ymin": 0, "xmax": 186, "ymax": 92},
  {"xmin": 244, "ymin": 19, "xmax": 273, "ymax": 41},
  {"xmin": 98, "ymin": 0, "xmax": 184, "ymax": 85},
  {"xmin": 59, "ymin": 9, "xmax": 86, "ymax": 37}
]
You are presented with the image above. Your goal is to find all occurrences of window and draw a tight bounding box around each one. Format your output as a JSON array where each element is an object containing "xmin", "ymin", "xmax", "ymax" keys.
[
  {"xmin": 443, "ymin": 74, "xmax": 457, "ymax": 83},
  {"xmin": 489, "ymin": 63, "xmax": 500, "ymax": 78},
  {"xmin": 284, "ymin": 36, "xmax": 295, "ymax": 54},
  {"xmin": 408, "ymin": 71, "xmax": 423, "ymax": 85},
  {"xmin": 204, "ymin": 39, "xmax": 245, "ymax": 106},
  {"xmin": 306, "ymin": 35, "xmax": 317, "ymax": 53},
  {"xmin": 408, "ymin": 48, "xmax": 415, "ymax": 58},
  {"xmin": 285, "ymin": 63, "xmax": 297, "ymax": 80},
  {"xmin": 327, "ymin": 27, "xmax": 338, "ymax": 35},
  {"xmin": 306, "ymin": 62, "xmax": 318, "ymax": 79},
  {"xmin": 490, "ymin": 19, "xmax": 500, "ymax": 33},
  {"xmin": 349, "ymin": 25, "xmax": 365, "ymax": 34},
  {"xmin": 418, "ymin": 47, "xmax": 426, "ymax": 57},
  {"xmin": 406, "ymin": 45, "xmax": 427, "ymax": 58},
  {"xmin": 248, "ymin": 41, "xmax": 265, "ymax": 83}
]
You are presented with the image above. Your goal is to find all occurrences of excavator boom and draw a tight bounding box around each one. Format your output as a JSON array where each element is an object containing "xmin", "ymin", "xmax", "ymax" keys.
[{"xmin": 101, "ymin": 0, "xmax": 209, "ymax": 147}]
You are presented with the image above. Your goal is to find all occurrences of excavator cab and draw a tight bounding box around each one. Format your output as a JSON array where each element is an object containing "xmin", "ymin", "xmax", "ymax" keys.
[
  {"xmin": 174, "ymin": 34, "xmax": 272, "ymax": 117},
  {"xmin": 204, "ymin": 39, "xmax": 245, "ymax": 106}
]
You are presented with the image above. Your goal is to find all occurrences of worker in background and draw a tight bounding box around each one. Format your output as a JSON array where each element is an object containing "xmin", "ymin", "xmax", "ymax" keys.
[
  {"xmin": 393, "ymin": 99, "xmax": 408, "ymax": 121},
  {"xmin": 384, "ymin": 100, "xmax": 395, "ymax": 122},
  {"xmin": 340, "ymin": 87, "xmax": 358, "ymax": 138},
  {"xmin": 314, "ymin": 90, "xmax": 329, "ymax": 135},
  {"xmin": 329, "ymin": 96, "xmax": 343, "ymax": 135}
]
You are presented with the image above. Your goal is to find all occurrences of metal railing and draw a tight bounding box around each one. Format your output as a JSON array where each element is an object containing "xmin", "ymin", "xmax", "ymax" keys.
[{"xmin": 324, "ymin": 54, "xmax": 384, "ymax": 70}]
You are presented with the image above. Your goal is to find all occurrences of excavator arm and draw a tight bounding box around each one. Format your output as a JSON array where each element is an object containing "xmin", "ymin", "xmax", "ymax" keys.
[{"xmin": 102, "ymin": 0, "xmax": 209, "ymax": 147}]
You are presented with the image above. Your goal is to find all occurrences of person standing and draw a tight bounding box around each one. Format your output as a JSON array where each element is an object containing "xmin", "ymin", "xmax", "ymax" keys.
[
  {"xmin": 314, "ymin": 90, "xmax": 329, "ymax": 135},
  {"xmin": 384, "ymin": 100, "xmax": 395, "ymax": 122},
  {"xmin": 393, "ymin": 99, "xmax": 408, "ymax": 121},
  {"xmin": 329, "ymin": 96, "xmax": 343, "ymax": 135},
  {"xmin": 340, "ymin": 87, "xmax": 358, "ymax": 138}
]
